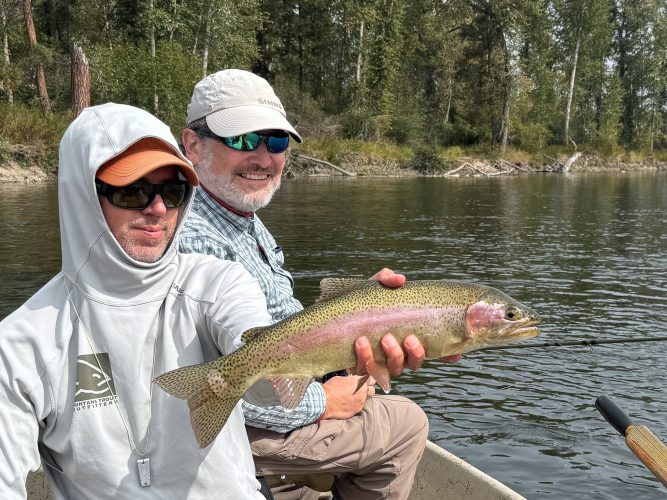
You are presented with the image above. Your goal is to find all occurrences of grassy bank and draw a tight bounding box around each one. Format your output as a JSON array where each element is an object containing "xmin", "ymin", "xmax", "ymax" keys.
[
  {"xmin": 1, "ymin": 103, "xmax": 666, "ymax": 181},
  {"xmin": 0, "ymin": 103, "xmax": 72, "ymax": 177}
]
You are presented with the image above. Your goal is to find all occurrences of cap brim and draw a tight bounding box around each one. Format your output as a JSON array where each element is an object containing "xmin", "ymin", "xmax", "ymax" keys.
[
  {"xmin": 206, "ymin": 106, "xmax": 303, "ymax": 143},
  {"xmin": 97, "ymin": 138, "xmax": 199, "ymax": 187}
]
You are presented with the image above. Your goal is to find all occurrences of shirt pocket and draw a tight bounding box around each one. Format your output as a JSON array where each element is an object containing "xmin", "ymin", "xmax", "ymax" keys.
[{"xmin": 259, "ymin": 244, "xmax": 295, "ymax": 290}]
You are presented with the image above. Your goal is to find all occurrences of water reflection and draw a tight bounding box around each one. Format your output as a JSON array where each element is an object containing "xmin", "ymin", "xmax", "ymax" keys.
[
  {"xmin": 1, "ymin": 172, "xmax": 666, "ymax": 499},
  {"xmin": 0, "ymin": 183, "xmax": 60, "ymax": 314}
]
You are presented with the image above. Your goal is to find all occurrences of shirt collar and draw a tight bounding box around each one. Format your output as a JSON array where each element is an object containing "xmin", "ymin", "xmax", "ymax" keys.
[{"xmin": 200, "ymin": 184, "xmax": 255, "ymax": 218}]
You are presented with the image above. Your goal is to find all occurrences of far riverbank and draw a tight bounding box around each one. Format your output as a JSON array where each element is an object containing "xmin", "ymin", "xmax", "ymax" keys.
[{"xmin": 1, "ymin": 143, "xmax": 665, "ymax": 183}]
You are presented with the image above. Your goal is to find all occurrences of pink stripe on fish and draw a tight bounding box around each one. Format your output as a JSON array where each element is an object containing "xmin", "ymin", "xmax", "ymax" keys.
[{"xmin": 274, "ymin": 305, "xmax": 462, "ymax": 356}]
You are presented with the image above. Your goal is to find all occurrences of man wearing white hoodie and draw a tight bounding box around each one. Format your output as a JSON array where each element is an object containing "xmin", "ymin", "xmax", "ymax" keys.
[{"xmin": 0, "ymin": 103, "xmax": 275, "ymax": 498}]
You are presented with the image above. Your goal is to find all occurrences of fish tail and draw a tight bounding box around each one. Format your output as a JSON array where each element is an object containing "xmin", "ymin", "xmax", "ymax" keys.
[
  {"xmin": 154, "ymin": 361, "xmax": 212, "ymax": 400},
  {"xmin": 154, "ymin": 358, "xmax": 248, "ymax": 448},
  {"xmin": 187, "ymin": 382, "xmax": 246, "ymax": 448}
]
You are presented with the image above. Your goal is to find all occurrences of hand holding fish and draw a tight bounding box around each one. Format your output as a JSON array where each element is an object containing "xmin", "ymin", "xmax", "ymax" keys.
[
  {"xmin": 321, "ymin": 375, "xmax": 376, "ymax": 420},
  {"xmin": 354, "ymin": 268, "xmax": 458, "ymax": 378},
  {"xmin": 366, "ymin": 269, "xmax": 428, "ymax": 374},
  {"xmin": 369, "ymin": 267, "xmax": 407, "ymax": 288}
]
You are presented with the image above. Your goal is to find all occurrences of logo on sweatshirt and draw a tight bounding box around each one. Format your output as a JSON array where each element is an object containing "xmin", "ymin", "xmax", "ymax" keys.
[{"xmin": 74, "ymin": 353, "xmax": 117, "ymax": 410}]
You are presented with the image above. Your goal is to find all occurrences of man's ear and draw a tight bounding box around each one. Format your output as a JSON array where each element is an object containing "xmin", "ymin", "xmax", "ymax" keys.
[{"xmin": 181, "ymin": 128, "xmax": 202, "ymax": 164}]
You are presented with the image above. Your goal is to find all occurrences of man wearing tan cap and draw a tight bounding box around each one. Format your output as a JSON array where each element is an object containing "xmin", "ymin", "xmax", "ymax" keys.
[
  {"xmin": 0, "ymin": 103, "xmax": 277, "ymax": 498},
  {"xmin": 179, "ymin": 70, "xmax": 453, "ymax": 499}
]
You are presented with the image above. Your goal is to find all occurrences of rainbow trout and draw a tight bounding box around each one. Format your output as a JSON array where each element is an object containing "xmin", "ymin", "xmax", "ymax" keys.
[{"xmin": 155, "ymin": 279, "xmax": 541, "ymax": 447}]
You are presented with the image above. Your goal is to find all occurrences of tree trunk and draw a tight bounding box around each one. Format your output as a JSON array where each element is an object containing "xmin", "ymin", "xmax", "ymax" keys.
[
  {"xmin": 499, "ymin": 84, "xmax": 510, "ymax": 153},
  {"xmin": 564, "ymin": 29, "xmax": 581, "ymax": 145},
  {"xmin": 22, "ymin": 0, "xmax": 51, "ymax": 113},
  {"xmin": 498, "ymin": 34, "xmax": 511, "ymax": 154},
  {"xmin": 201, "ymin": 0, "xmax": 212, "ymax": 78},
  {"xmin": 2, "ymin": 8, "xmax": 13, "ymax": 104},
  {"xmin": 355, "ymin": 20, "xmax": 364, "ymax": 83},
  {"xmin": 71, "ymin": 44, "xmax": 90, "ymax": 118},
  {"xmin": 149, "ymin": 0, "xmax": 158, "ymax": 113},
  {"xmin": 444, "ymin": 75, "xmax": 452, "ymax": 124}
]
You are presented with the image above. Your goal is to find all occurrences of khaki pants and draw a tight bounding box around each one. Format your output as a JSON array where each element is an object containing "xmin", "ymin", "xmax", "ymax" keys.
[{"xmin": 249, "ymin": 395, "xmax": 428, "ymax": 500}]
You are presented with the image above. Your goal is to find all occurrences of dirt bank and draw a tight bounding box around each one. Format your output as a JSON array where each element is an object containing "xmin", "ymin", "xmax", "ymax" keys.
[
  {"xmin": 0, "ymin": 144, "xmax": 56, "ymax": 182},
  {"xmin": 0, "ymin": 163, "xmax": 55, "ymax": 182},
  {"xmin": 1, "ymin": 146, "xmax": 664, "ymax": 182},
  {"xmin": 286, "ymin": 152, "xmax": 666, "ymax": 178}
]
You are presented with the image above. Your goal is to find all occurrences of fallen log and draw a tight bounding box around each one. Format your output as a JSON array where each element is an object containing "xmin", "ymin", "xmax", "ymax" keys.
[
  {"xmin": 561, "ymin": 151, "xmax": 583, "ymax": 173},
  {"xmin": 443, "ymin": 163, "xmax": 470, "ymax": 176},
  {"xmin": 290, "ymin": 153, "xmax": 356, "ymax": 176}
]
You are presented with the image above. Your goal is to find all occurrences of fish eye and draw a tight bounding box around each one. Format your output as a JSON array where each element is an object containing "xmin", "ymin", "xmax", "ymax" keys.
[{"xmin": 505, "ymin": 306, "xmax": 521, "ymax": 321}]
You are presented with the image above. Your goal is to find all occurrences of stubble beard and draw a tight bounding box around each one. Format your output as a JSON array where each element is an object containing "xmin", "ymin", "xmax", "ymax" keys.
[
  {"xmin": 115, "ymin": 219, "xmax": 176, "ymax": 263},
  {"xmin": 197, "ymin": 147, "xmax": 282, "ymax": 213}
]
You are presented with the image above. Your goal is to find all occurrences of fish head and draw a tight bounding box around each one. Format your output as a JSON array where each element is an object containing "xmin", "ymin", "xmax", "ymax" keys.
[{"xmin": 464, "ymin": 288, "xmax": 541, "ymax": 347}]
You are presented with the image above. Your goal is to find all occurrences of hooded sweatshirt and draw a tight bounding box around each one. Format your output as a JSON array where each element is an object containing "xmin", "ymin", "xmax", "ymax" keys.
[{"xmin": 0, "ymin": 103, "xmax": 270, "ymax": 499}]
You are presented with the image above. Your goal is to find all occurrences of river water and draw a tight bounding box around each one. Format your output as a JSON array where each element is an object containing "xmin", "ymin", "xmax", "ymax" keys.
[{"xmin": 1, "ymin": 172, "xmax": 666, "ymax": 498}]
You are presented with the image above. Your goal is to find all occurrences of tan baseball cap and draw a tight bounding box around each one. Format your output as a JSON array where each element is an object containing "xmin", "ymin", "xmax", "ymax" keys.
[
  {"xmin": 96, "ymin": 137, "xmax": 199, "ymax": 187},
  {"xmin": 186, "ymin": 69, "xmax": 302, "ymax": 143}
]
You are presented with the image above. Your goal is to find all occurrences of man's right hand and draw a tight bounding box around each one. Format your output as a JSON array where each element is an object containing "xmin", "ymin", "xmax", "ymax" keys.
[{"xmin": 320, "ymin": 375, "xmax": 375, "ymax": 420}]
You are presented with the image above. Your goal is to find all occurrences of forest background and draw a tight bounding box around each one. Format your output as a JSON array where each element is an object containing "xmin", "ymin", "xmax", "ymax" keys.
[{"xmin": 1, "ymin": 0, "xmax": 667, "ymax": 177}]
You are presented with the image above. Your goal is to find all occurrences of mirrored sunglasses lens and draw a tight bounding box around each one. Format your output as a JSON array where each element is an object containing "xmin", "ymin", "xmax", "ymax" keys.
[
  {"xmin": 266, "ymin": 135, "xmax": 290, "ymax": 153},
  {"xmin": 242, "ymin": 132, "xmax": 262, "ymax": 151},
  {"xmin": 224, "ymin": 136, "xmax": 246, "ymax": 150},
  {"xmin": 111, "ymin": 184, "xmax": 150, "ymax": 208},
  {"xmin": 161, "ymin": 184, "xmax": 188, "ymax": 208}
]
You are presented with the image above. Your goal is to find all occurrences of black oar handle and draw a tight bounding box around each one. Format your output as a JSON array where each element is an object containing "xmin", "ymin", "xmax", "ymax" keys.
[{"xmin": 595, "ymin": 395, "xmax": 634, "ymax": 436}]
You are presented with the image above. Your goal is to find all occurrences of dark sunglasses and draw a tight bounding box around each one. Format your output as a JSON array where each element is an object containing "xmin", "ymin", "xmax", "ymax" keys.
[
  {"xmin": 201, "ymin": 130, "xmax": 290, "ymax": 154},
  {"xmin": 95, "ymin": 179, "xmax": 190, "ymax": 210}
]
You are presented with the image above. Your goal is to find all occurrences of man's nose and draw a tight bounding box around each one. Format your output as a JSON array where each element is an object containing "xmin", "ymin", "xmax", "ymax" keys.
[
  {"xmin": 250, "ymin": 142, "xmax": 274, "ymax": 167},
  {"xmin": 142, "ymin": 194, "xmax": 168, "ymax": 215}
]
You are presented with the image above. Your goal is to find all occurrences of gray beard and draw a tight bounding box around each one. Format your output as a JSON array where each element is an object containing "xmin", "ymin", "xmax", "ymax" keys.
[{"xmin": 196, "ymin": 148, "xmax": 281, "ymax": 212}]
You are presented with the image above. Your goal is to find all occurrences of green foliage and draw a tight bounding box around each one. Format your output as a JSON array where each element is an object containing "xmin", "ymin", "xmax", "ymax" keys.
[
  {"xmin": 594, "ymin": 71, "xmax": 623, "ymax": 154},
  {"xmin": 272, "ymin": 76, "xmax": 332, "ymax": 139},
  {"xmin": 87, "ymin": 43, "xmax": 200, "ymax": 129},
  {"xmin": 3, "ymin": 0, "xmax": 667, "ymax": 163},
  {"xmin": 405, "ymin": 145, "xmax": 447, "ymax": 174},
  {"xmin": 0, "ymin": 135, "xmax": 8, "ymax": 165},
  {"xmin": 339, "ymin": 110, "xmax": 392, "ymax": 141},
  {"xmin": 0, "ymin": 102, "xmax": 70, "ymax": 171},
  {"xmin": 441, "ymin": 121, "xmax": 485, "ymax": 147},
  {"xmin": 0, "ymin": 102, "xmax": 69, "ymax": 146},
  {"xmin": 385, "ymin": 113, "xmax": 422, "ymax": 146},
  {"xmin": 440, "ymin": 146, "xmax": 465, "ymax": 162},
  {"xmin": 301, "ymin": 137, "xmax": 410, "ymax": 165},
  {"xmin": 512, "ymin": 121, "xmax": 552, "ymax": 152}
]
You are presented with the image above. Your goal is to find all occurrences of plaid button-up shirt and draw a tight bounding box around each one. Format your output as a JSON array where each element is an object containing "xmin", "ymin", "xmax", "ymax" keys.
[{"xmin": 179, "ymin": 187, "xmax": 326, "ymax": 433}]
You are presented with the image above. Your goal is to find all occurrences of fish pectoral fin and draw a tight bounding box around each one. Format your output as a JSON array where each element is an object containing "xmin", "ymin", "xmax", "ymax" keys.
[
  {"xmin": 265, "ymin": 376, "xmax": 314, "ymax": 410},
  {"xmin": 354, "ymin": 375, "xmax": 371, "ymax": 393},
  {"xmin": 365, "ymin": 360, "xmax": 392, "ymax": 394},
  {"xmin": 316, "ymin": 278, "xmax": 372, "ymax": 302},
  {"xmin": 244, "ymin": 379, "xmax": 283, "ymax": 407}
]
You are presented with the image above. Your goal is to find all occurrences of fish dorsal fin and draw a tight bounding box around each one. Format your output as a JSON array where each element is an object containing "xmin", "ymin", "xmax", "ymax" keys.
[
  {"xmin": 264, "ymin": 376, "xmax": 313, "ymax": 410},
  {"xmin": 317, "ymin": 278, "xmax": 371, "ymax": 302},
  {"xmin": 241, "ymin": 326, "xmax": 265, "ymax": 344}
]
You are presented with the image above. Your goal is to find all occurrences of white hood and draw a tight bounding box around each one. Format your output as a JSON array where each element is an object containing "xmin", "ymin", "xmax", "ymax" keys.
[{"xmin": 58, "ymin": 102, "xmax": 194, "ymax": 302}]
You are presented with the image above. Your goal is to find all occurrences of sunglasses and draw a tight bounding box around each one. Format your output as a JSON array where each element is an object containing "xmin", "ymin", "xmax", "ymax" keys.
[
  {"xmin": 95, "ymin": 179, "xmax": 190, "ymax": 210},
  {"xmin": 201, "ymin": 130, "xmax": 290, "ymax": 154}
]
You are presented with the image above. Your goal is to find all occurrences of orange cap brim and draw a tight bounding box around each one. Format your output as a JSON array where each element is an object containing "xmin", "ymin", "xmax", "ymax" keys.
[{"xmin": 96, "ymin": 137, "xmax": 199, "ymax": 187}]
